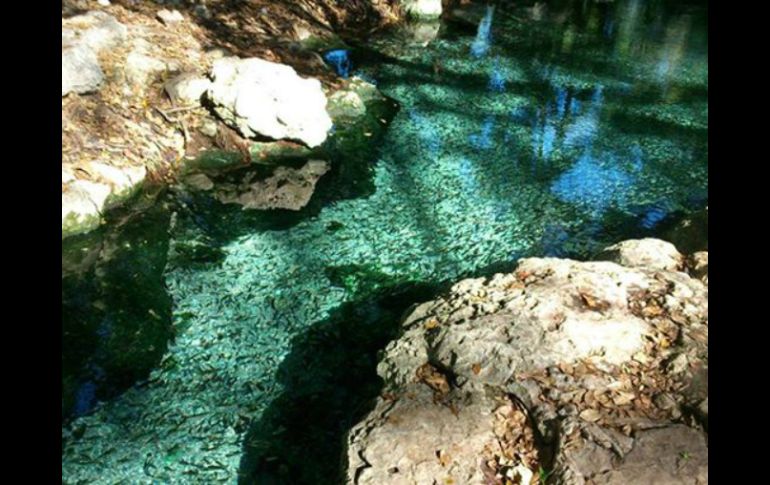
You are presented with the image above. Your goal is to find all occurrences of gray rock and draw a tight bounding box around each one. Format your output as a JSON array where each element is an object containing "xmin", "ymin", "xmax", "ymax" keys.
[
  {"xmin": 595, "ymin": 425, "xmax": 708, "ymax": 484},
  {"xmin": 214, "ymin": 159, "xmax": 330, "ymax": 210},
  {"xmin": 206, "ymin": 57, "xmax": 333, "ymax": 147},
  {"xmin": 346, "ymin": 385, "xmax": 497, "ymax": 485},
  {"xmin": 198, "ymin": 118, "xmax": 219, "ymax": 137},
  {"xmin": 61, "ymin": 11, "xmax": 127, "ymax": 96},
  {"xmin": 400, "ymin": 0, "xmax": 443, "ymax": 20},
  {"xmin": 156, "ymin": 9, "xmax": 184, "ymax": 25},
  {"xmin": 347, "ymin": 239, "xmax": 709, "ymax": 485},
  {"xmin": 184, "ymin": 173, "xmax": 214, "ymax": 191},
  {"xmin": 62, "ymin": 43, "xmax": 104, "ymax": 95},
  {"xmin": 596, "ymin": 238, "xmax": 683, "ymax": 271},
  {"xmin": 62, "ymin": 180, "xmax": 110, "ymax": 236},
  {"xmin": 164, "ymin": 72, "xmax": 211, "ymax": 106},
  {"xmin": 125, "ymin": 48, "xmax": 167, "ymax": 89},
  {"xmin": 62, "ymin": 164, "xmax": 146, "ymax": 238},
  {"xmin": 62, "ymin": 11, "xmax": 127, "ymax": 53},
  {"xmin": 378, "ymin": 258, "xmax": 657, "ymax": 391},
  {"xmin": 696, "ymin": 398, "xmax": 708, "ymax": 429}
]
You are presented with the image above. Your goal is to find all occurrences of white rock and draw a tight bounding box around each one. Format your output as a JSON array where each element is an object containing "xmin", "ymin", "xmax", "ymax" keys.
[
  {"xmin": 206, "ymin": 57, "xmax": 333, "ymax": 147},
  {"xmin": 401, "ymin": 0, "xmax": 443, "ymax": 19},
  {"xmin": 62, "ymin": 11, "xmax": 127, "ymax": 53},
  {"xmin": 62, "ymin": 43, "xmax": 104, "ymax": 95},
  {"xmin": 597, "ymin": 238, "xmax": 684, "ymax": 271},
  {"xmin": 61, "ymin": 12, "xmax": 127, "ymax": 96},
  {"xmin": 156, "ymin": 9, "xmax": 184, "ymax": 25},
  {"xmin": 85, "ymin": 162, "xmax": 146, "ymax": 197},
  {"xmin": 125, "ymin": 50, "xmax": 167, "ymax": 88},
  {"xmin": 62, "ymin": 168, "xmax": 75, "ymax": 184},
  {"xmin": 62, "ymin": 180, "xmax": 111, "ymax": 236},
  {"xmin": 164, "ymin": 73, "xmax": 211, "ymax": 106}
]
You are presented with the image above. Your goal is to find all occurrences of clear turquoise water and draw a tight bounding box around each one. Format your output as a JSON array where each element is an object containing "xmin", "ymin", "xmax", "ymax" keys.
[{"xmin": 62, "ymin": 1, "xmax": 707, "ymax": 483}]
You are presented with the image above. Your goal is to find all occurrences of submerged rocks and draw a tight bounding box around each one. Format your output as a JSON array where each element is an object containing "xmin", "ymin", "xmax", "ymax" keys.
[
  {"xmin": 347, "ymin": 239, "xmax": 708, "ymax": 484},
  {"xmin": 212, "ymin": 159, "xmax": 330, "ymax": 210},
  {"xmin": 207, "ymin": 57, "xmax": 333, "ymax": 147}
]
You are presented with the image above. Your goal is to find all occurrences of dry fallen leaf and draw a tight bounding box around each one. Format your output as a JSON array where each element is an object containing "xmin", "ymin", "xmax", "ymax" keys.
[
  {"xmin": 472, "ymin": 363, "xmax": 482, "ymax": 375},
  {"xmin": 613, "ymin": 391, "xmax": 635, "ymax": 406},
  {"xmin": 579, "ymin": 409, "xmax": 602, "ymax": 422}
]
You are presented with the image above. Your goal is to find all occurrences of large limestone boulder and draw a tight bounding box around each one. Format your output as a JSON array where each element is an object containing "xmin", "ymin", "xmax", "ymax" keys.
[
  {"xmin": 62, "ymin": 11, "xmax": 127, "ymax": 96},
  {"xmin": 206, "ymin": 57, "xmax": 333, "ymax": 147},
  {"xmin": 347, "ymin": 239, "xmax": 708, "ymax": 484}
]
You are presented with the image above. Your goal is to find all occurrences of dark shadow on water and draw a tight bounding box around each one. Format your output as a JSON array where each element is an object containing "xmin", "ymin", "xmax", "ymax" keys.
[
  {"xmin": 62, "ymin": 192, "xmax": 174, "ymax": 423},
  {"xmin": 173, "ymin": 92, "xmax": 400, "ymax": 247},
  {"xmin": 237, "ymin": 279, "xmax": 441, "ymax": 485}
]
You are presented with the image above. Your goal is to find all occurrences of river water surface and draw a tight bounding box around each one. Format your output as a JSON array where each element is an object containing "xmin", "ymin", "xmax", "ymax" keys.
[{"xmin": 62, "ymin": 1, "xmax": 707, "ymax": 482}]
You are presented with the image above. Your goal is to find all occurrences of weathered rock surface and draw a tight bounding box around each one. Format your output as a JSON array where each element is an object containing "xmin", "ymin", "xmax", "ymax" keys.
[
  {"xmin": 211, "ymin": 159, "xmax": 330, "ymax": 210},
  {"xmin": 164, "ymin": 72, "xmax": 211, "ymax": 106},
  {"xmin": 348, "ymin": 385, "xmax": 499, "ymax": 485},
  {"xmin": 596, "ymin": 238, "xmax": 684, "ymax": 271},
  {"xmin": 62, "ymin": 163, "xmax": 146, "ymax": 237},
  {"xmin": 401, "ymin": 0, "xmax": 443, "ymax": 20},
  {"xmin": 207, "ymin": 57, "xmax": 333, "ymax": 147},
  {"xmin": 156, "ymin": 9, "xmax": 184, "ymax": 26},
  {"xmin": 62, "ymin": 11, "xmax": 128, "ymax": 96},
  {"xmin": 347, "ymin": 239, "xmax": 708, "ymax": 484}
]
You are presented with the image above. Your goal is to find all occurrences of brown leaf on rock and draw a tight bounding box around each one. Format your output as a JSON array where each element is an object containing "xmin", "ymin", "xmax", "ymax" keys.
[
  {"xmin": 578, "ymin": 291, "xmax": 611, "ymax": 312},
  {"xmin": 612, "ymin": 391, "xmax": 635, "ymax": 406},
  {"xmin": 579, "ymin": 409, "xmax": 602, "ymax": 422}
]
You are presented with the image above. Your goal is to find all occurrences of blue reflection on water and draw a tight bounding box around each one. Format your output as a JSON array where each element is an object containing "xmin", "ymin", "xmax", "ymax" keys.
[
  {"xmin": 631, "ymin": 144, "xmax": 645, "ymax": 171},
  {"xmin": 640, "ymin": 205, "xmax": 669, "ymax": 229},
  {"xmin": 457, "ymin": 157, "xmax": 479, "ymax": 192},
  {"xmin": 564, "ymin": 86, "xmax": 603, "ymax": 150},
  {"xmin": 542, "ymin": 224, "xmax": 570, "ymax": 257},
  {"xmin": 471, "ymin": 5, "xmax": 496, "ymax": 58},
  {"xmin": 551, "ymin": 151, "xmax": 634, "ymax": 217},
  {"xmin": 510, "ymin": 106, "xmax": 529, "ymax": 124},
  {"xmin": 470, "ymin": 116, "xmax": 495, "ymax": 150},
  {"xmin": 409, "ymin": 108, "xmax": 442, "ymax": 156},
  {"xmin": 556, "ymin": 86, "xmax": 568, "ymax": 118},
  {"xmin": 489, "ymin": 59, "xmax": 506, "ymax": 92}
]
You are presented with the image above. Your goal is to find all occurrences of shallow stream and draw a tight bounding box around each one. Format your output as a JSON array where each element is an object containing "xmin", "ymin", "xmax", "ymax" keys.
[{"xmin": 62, "ymin": 1, "xmax": 707, "ymax": 482}]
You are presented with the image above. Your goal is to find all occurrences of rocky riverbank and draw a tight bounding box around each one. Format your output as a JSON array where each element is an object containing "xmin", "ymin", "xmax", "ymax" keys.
[
  {"xmin": 61, "ymin": 0, "xmax": 431, "ymax": 238},
  {"xmin": 346, "ymin": 238, "xmax": 707, "ymax": 484}
]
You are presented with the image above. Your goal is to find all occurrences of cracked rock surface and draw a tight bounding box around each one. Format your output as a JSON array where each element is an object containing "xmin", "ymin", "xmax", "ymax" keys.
[{"xmin": 346, "ymin": 238, "xmax": 708, "ymax": 484}]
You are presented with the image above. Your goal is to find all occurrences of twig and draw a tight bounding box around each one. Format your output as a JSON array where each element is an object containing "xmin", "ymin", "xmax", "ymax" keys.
[{"xmin": 154, "ymin": 106, "xmax": 190, "ymax": 149}]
